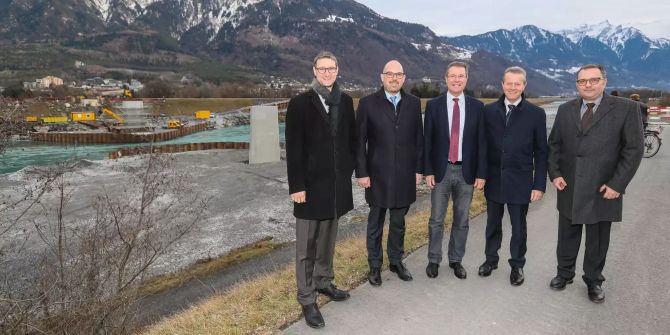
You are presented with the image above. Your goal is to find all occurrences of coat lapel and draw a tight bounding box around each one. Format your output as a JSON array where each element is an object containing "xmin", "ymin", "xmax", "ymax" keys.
[
  {"xmin": 375, "ymin": 88, "xmax": 397, "ymax": 123},
  {"xmin": 309, "ymin": 90, "xmax": 330, "ymax": 124},
  {"xmin": 569, "ymin": 99, "xmax": 583, "ymax": 131},
  {"xmin": 584, "ymin": 94, "xmax": 615, "ymax": 133}
]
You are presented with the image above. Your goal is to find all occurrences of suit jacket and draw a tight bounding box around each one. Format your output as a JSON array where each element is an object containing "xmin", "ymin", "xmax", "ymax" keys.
[
  {"xmin": 285, "ymin": 89, "xmax": 356, "ymax": 220},
  {"xmin": 355, "ymin": 88, "xmax": 424, "ymax": 208},
  {"xmin": 547, "ymin": 94, "xmax": 643, "ymax": 224},
  {"xmin": 423, "ymin": 93, "xmax": 486, "ymax": 184},
  {"xmin": 483, "ymin": 96, "xmax": 548, "ymax": 205}
]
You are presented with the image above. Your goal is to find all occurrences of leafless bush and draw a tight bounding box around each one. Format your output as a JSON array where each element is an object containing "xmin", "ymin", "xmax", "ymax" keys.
[{"xmin": 0, "ymin": 152, "xmax": 208, "ymax": 334}]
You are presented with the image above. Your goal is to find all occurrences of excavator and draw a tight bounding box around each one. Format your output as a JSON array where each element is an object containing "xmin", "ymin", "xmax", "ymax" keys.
[{"xmin": 98, "ymin": 106, "xmax": 124, "ymax": 125}]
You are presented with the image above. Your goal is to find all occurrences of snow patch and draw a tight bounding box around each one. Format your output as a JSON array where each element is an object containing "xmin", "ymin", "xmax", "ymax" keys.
[{"xmin": 318, "ymin": 15, "xmax": 355, "ymax": 24}]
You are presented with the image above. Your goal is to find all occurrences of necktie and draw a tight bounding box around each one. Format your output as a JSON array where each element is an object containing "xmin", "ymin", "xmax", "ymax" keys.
[
  {"xmin": 581, "ymin": 103, "xmax": 595, "ymax": 131},
  {"xmin": 390, "ymin": 95, "xmax": 398, "ymax": 111},
  {"xmin": 506, "ymin": 104, "xmax": 515, "ymax": 125},
  {"xmin": 449, "ymin": 98, "xmax": 460, "ymax": 163}
]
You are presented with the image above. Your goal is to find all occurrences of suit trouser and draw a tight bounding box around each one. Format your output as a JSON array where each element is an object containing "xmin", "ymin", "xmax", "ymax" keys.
[
  {"xmin": 367, "ymin": 205, "xmax": 410, "ymax": 268},
  {"xmin": 485, "ymin": 200, "xmax": 529, "ymax": 268},
  {"xmin": 427, "ymin": 164, "xmax": 474, "ymax": 264},
  {"xmin": 556, "ymin": 214, "xmax": 612, "ymax": 286},
  {"xmin": 295, "ymin": 217, "xmax": 338, "ymax": 306}
]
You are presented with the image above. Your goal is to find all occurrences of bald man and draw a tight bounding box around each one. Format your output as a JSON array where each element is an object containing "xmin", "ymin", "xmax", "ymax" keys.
[{"xmin": 355, "ymin": 60, "xmax": 424, "ymax": 286}]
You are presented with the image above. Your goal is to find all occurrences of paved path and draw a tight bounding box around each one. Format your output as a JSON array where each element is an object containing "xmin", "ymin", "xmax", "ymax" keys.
[{"xmin": 284, "ymin": 141, "xmax": 670, "ymax": 335}]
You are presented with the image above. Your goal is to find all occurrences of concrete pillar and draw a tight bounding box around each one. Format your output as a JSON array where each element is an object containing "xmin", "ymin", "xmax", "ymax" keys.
[{"xmin": 249, "ymin": 105, "xmax": 280, "ymax": 164}]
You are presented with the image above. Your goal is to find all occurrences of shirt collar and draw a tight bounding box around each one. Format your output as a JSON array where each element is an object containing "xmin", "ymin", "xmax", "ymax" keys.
[
  {"xmin": 504, "ymin": 97, "xmax": 522, "ymax": 107},
  {"xmin": 447, "ymin": 91, "xmax": 465, "ymax": 101},
  {"xmin": 385, "ymin": 90, "xmax": 401, "ymax": 100},
  {"xmin": 582, "ymin": 94, "xmax": 604, "ymax": 108}
]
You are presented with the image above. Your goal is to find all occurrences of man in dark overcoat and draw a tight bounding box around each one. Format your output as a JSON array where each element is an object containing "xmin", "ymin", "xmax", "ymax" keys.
[
  {"xmin": 285, "ymin": 51, "xmax": 356, "ymax": 328},
  {"xmin": 548, "ymin": 64, "xmax": 643, "ymax": 303},
  {"xmin": 479, "ymin": 66, "xmax": 547, "ymax": 286},
  {"xmin": 355, "ymin": 60, "xmax": 424, "ymax": 286}
]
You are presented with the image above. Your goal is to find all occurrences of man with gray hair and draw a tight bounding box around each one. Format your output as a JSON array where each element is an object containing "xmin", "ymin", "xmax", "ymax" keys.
[
  {"xmin": 285, "ymin": 51, "xmax": 356, "ymax": 328},
  {"xmin": 548, "ymin": 64, "xmax": 643, "ymax": 303},
  {"xmin": 478, "ymin": 66, "xmax": 548, "ymax": 286},
  {"xmin": 424, "ymin": 61, "xmax": 486, "ymax": 280}
]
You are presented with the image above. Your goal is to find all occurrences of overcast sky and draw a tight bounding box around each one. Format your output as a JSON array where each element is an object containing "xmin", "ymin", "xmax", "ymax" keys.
[{"xmin": 357, "ymin": 0, "xmax": 670, "ymax": 39}]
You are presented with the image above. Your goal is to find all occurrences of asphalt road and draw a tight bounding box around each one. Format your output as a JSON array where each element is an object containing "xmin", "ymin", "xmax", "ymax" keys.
[{"xmin": 284, "ymin": 139, "xmax": 670, "ymax": 335}]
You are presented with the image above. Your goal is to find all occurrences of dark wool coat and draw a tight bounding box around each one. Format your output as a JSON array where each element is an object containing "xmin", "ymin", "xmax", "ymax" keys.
[
  {"xmin": 548, "ymin": 94, "xmax": 644, "ymax": 224},
  {"xmin": 355, "ymin": 88, "xmax": 424, "ymax": 208},
  {"xmin": 285, "ymin": 89, "xmax": 356, "ymax": 220},
  {"xmin": 483, "ymin": 96, "xmax": 548, "ymax": 204}
]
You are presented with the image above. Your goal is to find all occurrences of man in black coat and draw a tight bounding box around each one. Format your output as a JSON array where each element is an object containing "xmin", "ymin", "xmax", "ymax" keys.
[
  {"xmin": 548, "ymin": 64, "xmax": 643, "ymax": 303},
  {"xmin": 285, "ymin": 51, "xmax": 356, "ymax": 329},
  {"xmin": 478, "ymin": 66, "xmax": 548, "ymax": 286},
  {"xmin": 355, "ymin": 60, "xmax": 424, "ymax": 287}
]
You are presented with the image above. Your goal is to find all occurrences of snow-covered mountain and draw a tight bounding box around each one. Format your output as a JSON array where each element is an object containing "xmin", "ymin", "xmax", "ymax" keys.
[{"xmin": 443, "ymin": 21, "xmax": 670, "ymax": 89}]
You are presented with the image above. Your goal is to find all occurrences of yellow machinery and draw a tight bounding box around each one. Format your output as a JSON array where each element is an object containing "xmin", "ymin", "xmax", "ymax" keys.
[
  {"xmin": 123, "ymin": 88, "xmax": 135, "ymax": 98},
  {"xmin": 25, "ymin": 116, "xmax": 38, "ymax": 122},
  {"xmin": 71, "ymin": 112, "xmax": 96, "ymax": 121},
  {"xmin": 195, "ymin": 110, "xmax": 211, "ymax": 119},
  {"xmin": 98, "ymin": 106, "xmax": 124, "ymax": 125},
  {"xmin": 167, "ymin": 120, "xmax": 183, "ymax": 129},
  {"xmin": 42, "ymin": 116, "xmax": 68, "ymax": 123}
]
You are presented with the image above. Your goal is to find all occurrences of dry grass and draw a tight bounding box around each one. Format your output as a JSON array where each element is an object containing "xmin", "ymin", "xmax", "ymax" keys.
[
  {"xmin": 142, "ymin": 191, "xmax": 486, "ymax": 335},
  {"xmin": 136, "ymin": 238, "xmax": 286, "ymax": 297}
]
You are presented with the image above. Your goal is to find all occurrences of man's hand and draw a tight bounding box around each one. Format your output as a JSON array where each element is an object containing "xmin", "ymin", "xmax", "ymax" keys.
[
  {"xmin": 552, "ymin": 177, "xmax": 567, "ymax": 191},
  {"xmin": 426, "ymin": 175, "xmax": 435, "ymax": 189},
  {"xmin": 474, "ymin": 178, "xmax": 486, "ymax": 191},
  {"xmin": 531, "ymin": 190, "xmax": 544, "ymax": 202},
  {"xmin": 357, "ymin": 177, "xmax": 371, "ymax": 188},
  {"xmin": 600, "ymin": 184, "xmax": 621, "ymax": 199},
  {"xmin": 416, "ymin": 173, "xmax": 423, "ymax": 185},
  {"xmin": 291, "ymin": 191, "xmax": 306, "ymax": 203}
]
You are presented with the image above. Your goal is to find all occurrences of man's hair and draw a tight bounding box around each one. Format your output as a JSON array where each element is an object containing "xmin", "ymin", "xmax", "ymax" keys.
[
  {"xmin": 577, "ymin": 64, "xmax": 607, "ymax": 79},
  {"xmin": 313, "ymin": 51, "xmax": 338, "ymax": 67},
  {"xmin": 446, "ymin": 61, "xmax": 468, "ymax": 76},
  {"xmin": 630, "ymin": 93, "xmax": 641, "ymax": 101},
  {"xmin": 503, "ymin": 66, "xmax": 527, "ymax": 83}
]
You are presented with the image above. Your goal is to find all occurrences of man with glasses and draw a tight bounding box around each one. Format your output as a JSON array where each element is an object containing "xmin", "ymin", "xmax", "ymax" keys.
[
  {"xmin": 424, "ymin": 61, "xmax": 487, "ymax": 279},
  {"xmin": 285, "ymin": 51, "xmax": 356, "ymax": 328},
  {"xmin": 355, "ymin": 60, "xmax": 423, "ymax": 287},
  {"xmin": 548, "ymin": 64, "xmax": 643, "ymax": 303}
]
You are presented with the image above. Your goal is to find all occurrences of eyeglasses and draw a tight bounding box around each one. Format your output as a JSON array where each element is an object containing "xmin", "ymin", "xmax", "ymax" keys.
[
  {"xmin": 315, "ymin": 67, "xmax": 338, "ymax": 74},
  {"xmin": 576, "ymin": 77, "xmax": 603, "ymax": 86},
  {"xmin": 382, "ymin": 72, "xmax": 405, "ymax": 79},
  {"xmin": 447, "ymin": 74, "xmax": 467, "ymax": 80}
]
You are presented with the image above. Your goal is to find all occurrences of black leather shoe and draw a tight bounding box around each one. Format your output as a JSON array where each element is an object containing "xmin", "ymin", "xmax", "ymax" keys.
[
  {"xmin": 549, "ymin": 275, "xmax": 573, "ymax": 291},
  {"xmin": 449, "ymin": 262, "xmax": 467, "ymax": 279},
  {"xmin": 317, "ymin": 284, "xmax": 350, "ymax": 301},
  {"xmin": 368, "ymin": 267, "xmax": 382, "ymax": 286},
  {"xmin": 301, "ymin": 303, "xmax": 325, "ymax": 329},
  {"xmin": 478, "ymin": 262, "xmax": 498, "ymax": 277},
  {"xmin": 426, "ymin": 262, "xmax": 439, "ymax": 278},
  {"xmin": 390, "ymin": 262, "xmax": 413, "ymax": 281},
  {"xmin": 510, "ymin": 267, "xmax": 524, "ymax": 286},
  {"xmin": 587, "ymin": 284, "xmax": 605, "ymax": 303}
]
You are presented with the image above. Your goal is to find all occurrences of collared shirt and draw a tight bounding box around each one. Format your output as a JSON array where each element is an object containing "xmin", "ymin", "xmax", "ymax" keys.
[
  {"xmin": 315, "ymin": 89, "xmax": 329, "ymax": 113},
  {"xmin": 446, "ymin": 91, "xmax": 466, "ymax": 161},
  {"xmin": 385, "ymin": 91, "xmax": 401, "ymax": 108},
  {"xmin": 504, "ymin": 97, "xmax": 521, "ymax": 110},
  {"xmin": 580, "ymin": 94, "xmax": 603, "ymax": 118}
]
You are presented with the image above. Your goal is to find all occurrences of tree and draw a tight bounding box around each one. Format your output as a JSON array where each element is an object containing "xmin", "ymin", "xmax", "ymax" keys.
[{"xmin": 141, "ymin": 80, "xmax": 175, "ymax": 98}]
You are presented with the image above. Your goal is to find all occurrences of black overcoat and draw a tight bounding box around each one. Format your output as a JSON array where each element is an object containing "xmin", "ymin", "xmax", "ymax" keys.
[
  {"xmin": 285, "ymin": 89, "xmax": 356, "ymax": 220},
  {"xmin": 547, "ymin": 94, "xmax": 643, "ymax": 224},
  {"xmin": 355, "ymin": 88, "xmax": 424, "ymax": 208},
  {"xmin": 483, "ymin": 96, "xmax": 548, "ymax": 204}
]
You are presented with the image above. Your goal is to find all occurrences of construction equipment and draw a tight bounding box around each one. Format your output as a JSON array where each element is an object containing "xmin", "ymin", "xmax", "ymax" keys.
[
  {"xmin": 98, "ymin": 106, "xmax": 124, "ymax": 125},
  {"xmin": 195, "ymin": 110, "xmax": 212, "ymax": 119},
  {"xmin": 25, "ymin": 116, "xmax": 38, "ymax": 122},
  {"xmin": 70, "ymin": 112, "xmax": 96, "ymax": 121},
  {"xmin": 41, "ymin": 116, "xmax": 68, "ymax": 123},
  {"xmin": 167, "ymin": 120, "xmax": 183, "ymax": 129},
  {"xmin": 122, "ymin": 85, "xmax": 135, "ymax": 98}
]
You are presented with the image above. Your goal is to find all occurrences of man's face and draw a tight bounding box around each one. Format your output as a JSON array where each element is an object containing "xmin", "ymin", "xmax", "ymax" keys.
[
  {"xmin": 576, "ymin": 68, "xmax": 607, "ymax": 101},
  {"xmin": 445, "ymin": 66, "xmax": 468, "ymax": 96},
  {"xmin": 502, "ymin": 72, "xmax": 526, "ymax": 102},
  {"xmin": 380, "ymin": 61, "xmax": 405, "ymax": 94},
  {"xmin": 313, "ymin": 58, "xmax": 338, "ymax": 88}
]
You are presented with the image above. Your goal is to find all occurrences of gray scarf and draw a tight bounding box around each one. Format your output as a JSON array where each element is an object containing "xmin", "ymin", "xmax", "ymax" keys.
[{"xmin": 311, "ymin": 79, "xmax": 342, "ymax": 137}]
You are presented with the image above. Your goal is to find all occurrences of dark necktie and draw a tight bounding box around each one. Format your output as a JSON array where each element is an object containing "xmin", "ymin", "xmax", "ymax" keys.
[
  {"xmin": 506, "ymin": 104, "xmax": 515, "ymax": 125},
  {"xmin": 581, "ymin": 103, "xmax": 595, "ymax": 131},
  {"xmin": 449, "ymin": 98, "xmax": 460, "ymax": 163}
]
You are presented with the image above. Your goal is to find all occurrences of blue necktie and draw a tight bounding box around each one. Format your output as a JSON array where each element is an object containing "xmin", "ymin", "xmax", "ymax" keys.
[{"xmin": 390, "ymin": 95, "xmax": 398, "ymax": 110}]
